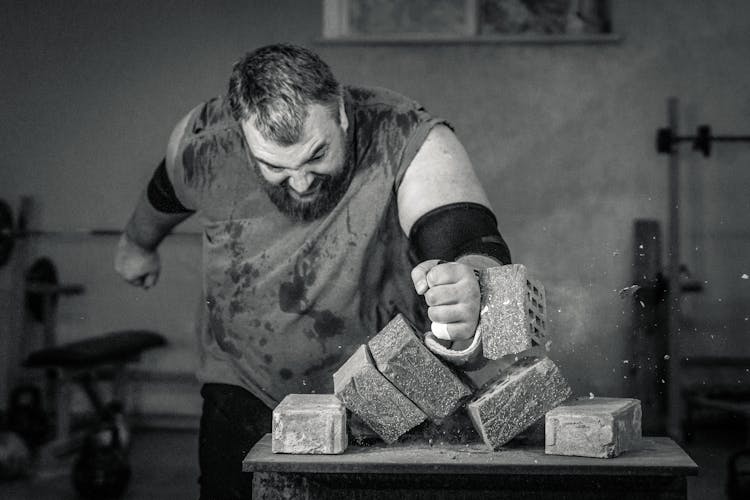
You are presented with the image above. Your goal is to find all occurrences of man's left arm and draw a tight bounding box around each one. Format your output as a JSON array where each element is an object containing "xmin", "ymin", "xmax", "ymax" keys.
[{"xmin": 397, "ymin": 124, "xmax": 511, "ymax": 354}]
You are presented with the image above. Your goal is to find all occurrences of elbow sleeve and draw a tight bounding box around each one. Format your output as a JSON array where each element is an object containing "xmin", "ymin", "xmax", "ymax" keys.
[
  {"xmin": 409, "ymin": 202, "xmax": 511, "ymax": 265},
  {"xmin": 146, "ymin": 159, "xmax": 194, "ymax": 214}
]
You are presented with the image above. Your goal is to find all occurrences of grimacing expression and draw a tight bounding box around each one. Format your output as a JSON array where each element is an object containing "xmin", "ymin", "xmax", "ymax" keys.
[{"xmin": 242, "ymin": 102, "xmax": 353, "ymax": 221}]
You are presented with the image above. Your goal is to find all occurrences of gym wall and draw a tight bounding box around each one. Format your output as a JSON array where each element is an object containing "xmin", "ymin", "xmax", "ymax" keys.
[{"xmin": 1, "ymin": 0, "xmax": 749, "ymax": 421}]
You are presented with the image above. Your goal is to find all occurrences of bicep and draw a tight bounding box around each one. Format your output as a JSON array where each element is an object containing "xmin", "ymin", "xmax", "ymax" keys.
[{"xmin": 397, "ymin": 125, "xmax": 492, "ymax": 235}]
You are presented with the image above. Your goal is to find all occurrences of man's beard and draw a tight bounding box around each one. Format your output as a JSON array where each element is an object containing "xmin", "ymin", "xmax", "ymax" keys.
[{"xmin": 254, "ymin": 147, "xmax": 355, "ymax": 222}]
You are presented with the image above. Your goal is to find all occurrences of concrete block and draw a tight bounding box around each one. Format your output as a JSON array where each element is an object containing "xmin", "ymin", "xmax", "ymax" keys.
[
  {"xmin": 477, "ymin": 264, "xmax": 547, "ymax": 360},
  {"xmin": 333, "ymin": 344, "xmax": 426, "ymax": 444},
  {"xmin": 545, "ymin": 398, "xmax": 642, "ymax": 458},
  {"xmin": 460, "ymin": 354, "xmax": 516, "ymax": 391},
  {"xmin": 467, "ymin": 356, "xmax": 571, "ymax": 450},
  {"xmin": 272, "ymin": 394, "xmax": 347, "ymax": 454},
  {"xmin": 368, "ymin": 314, "xmax": 472, "ymax": 422}
]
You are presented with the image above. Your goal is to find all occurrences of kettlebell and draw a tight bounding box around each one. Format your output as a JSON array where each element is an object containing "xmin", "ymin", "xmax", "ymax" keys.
[
  {"xmin": 0, "ymin": 431, "xmax": 31, "ymax": 479},
  {"xmin": 72, "ymin": 425, "xmax": 131, "ymax": 499},
  {"xmin": 8, "ymin": 385, "xmax": 53, "ymax": 448}
]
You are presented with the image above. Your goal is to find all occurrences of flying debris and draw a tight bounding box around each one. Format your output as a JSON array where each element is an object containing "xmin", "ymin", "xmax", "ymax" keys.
[{"xmin": 618, "ymin": 285, "xmax": 641, "ymax": 299}]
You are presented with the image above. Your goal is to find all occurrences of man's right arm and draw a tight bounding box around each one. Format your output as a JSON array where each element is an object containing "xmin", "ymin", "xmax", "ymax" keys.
[{"xmin": 114, "ymin": 109, "xmax": 198, "ymax": 288}]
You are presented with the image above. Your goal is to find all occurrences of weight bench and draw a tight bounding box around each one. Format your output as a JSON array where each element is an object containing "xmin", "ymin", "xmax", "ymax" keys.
[{"xmin": 22, "ymin": 330, "xmax": 166, "ymax": 446}]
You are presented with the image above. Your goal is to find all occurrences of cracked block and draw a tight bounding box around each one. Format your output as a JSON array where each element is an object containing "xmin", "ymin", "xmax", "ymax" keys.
[
  {"xmin": 477, "ymin": 264, "xmax": 547, "ymax": 360},
  {"xmin": 467, "ymin": 356, "xmax": 571, "ymax": 450},
  {"xmin": 545, "ymin": 398, "xmax": 642, "ymax": 458},
  {"xmin": 272, "ymin": 394, "xmax": 347, "ymax": 454},
  {"xmin": 368, "ymin": 314, "xmax": 472, "ymax": 422},
  {"xmin": 333, "ymin": 344, "xmax": 426, "ymax": 444}
]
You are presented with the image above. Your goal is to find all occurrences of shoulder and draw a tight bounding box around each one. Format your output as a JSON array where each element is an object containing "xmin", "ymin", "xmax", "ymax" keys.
[
  {"xmin": 168, "ymin": 98, "xmax": 243, "ymax": 164},
  {"xmin": 346, "ymin": 85, "xmax": 443, "ymax": 147},
  {"xmin": 170, "ymin": 96, "xmax": 238, "ymax": 149},
  {"xmin": 346, "ymin": 85, "xmax": 424, "ymax": 113},
  {"xmin": 189, "ymin": 96, "xmax": 236, "ymax": 134},
  {"xmin": 165, "ymin": 97, "xmax": 246, "ymax": 197}
]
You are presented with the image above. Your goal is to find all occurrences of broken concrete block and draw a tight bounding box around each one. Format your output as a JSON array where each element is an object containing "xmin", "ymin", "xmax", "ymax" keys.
[
  {"xmin": 368, "ymin": 314, "xmax": 472, "ymax": 422},
  {"xmin": 272, "ymin": 394, "xmax": 347, "ymax": 454},
  {"xmin": 477, "ymin": 264, "xmax": 547, "ymax": 360},
  {"xmin": 467, "ymin": 356, "xmax": 571, "ymax": 450},
  {"xmin": 333, "ymin": 344, "xmax": 426, "ymax": 444},
  {"xmin": 545, "ymin": 397, "xmax": 642, "ymax": 458}
]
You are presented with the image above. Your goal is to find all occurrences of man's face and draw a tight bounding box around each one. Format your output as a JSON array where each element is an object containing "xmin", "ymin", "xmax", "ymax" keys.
[{"xmin": 241, "ymin": 101, "xmax": 352, "ymax": 221}]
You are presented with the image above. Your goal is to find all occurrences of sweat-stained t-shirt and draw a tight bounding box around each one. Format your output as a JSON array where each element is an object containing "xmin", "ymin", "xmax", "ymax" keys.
[{"xmin": 170, "ymin": 86, "xmax": 448, "ymax": 407}]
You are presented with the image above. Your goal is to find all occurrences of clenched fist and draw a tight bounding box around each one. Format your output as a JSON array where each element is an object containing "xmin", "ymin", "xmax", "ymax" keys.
[
  {"xmin": 114, "ymin": 233, "xmax": 161, "ymax": 289},
  {"xmin": 411, "ymin": 259, "xmax": 480, "ymax": 343}
]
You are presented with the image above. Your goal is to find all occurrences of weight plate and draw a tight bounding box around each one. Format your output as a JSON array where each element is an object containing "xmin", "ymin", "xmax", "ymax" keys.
[
  {"xmin": 0, "ymin": 199, "xmax": 14, "ymax": 267},
  {"xmin": 26, "ymin": 257, "xmax": 59, "ymax": 322}
]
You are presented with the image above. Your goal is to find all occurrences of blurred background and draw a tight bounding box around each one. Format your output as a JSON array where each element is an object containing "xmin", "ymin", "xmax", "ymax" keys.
[{"xmin": 1, "ymin": 0, "xmax": 749, "ymax": 498}]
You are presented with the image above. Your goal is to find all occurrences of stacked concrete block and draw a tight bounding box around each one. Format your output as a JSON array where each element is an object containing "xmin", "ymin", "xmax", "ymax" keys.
[
  {"xmin": 467, "ymin": 356, "xmax": 571, "ymax": 450},
  {"xmin": 460, "ymin": 355, "xmax": 515, "ymax": 392},
  {"xmin": 545, "ymin": 398, "xmax": 642, "ymax": 458},
  {"xmin": 368, "ymin": 314, "xmax": 472, "ymax": 422},
  {"xmin": 476, "ymin": 264, "xmax": 547, "ymax": 360},
  {"xmin": 272, "ymin": 394, "xmax": 347, "ymax": 454},
  {"xmin": 333, "ymin": 344, "xmax": 426, "ymax": 444}
]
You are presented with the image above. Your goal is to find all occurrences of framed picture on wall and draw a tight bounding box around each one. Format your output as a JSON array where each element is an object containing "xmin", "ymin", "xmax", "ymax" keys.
[{"xmin": 322, "ymin": 0, "xmax": 616, "ymax": 43}]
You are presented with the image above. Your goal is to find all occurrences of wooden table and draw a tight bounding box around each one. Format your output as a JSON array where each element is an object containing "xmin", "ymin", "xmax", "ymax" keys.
[{"xmin": 243, "ymin": 434, "xmax": 698, "ymax": 499}]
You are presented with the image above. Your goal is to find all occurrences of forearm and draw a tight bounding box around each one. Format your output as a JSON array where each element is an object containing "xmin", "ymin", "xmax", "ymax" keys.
[{"xmin": 123, "ymin": 188, "xmax": 192, "ymax": 251}]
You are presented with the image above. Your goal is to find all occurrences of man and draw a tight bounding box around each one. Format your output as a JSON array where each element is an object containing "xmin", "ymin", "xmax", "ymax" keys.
[{"xmin": 115, "ymin": 44, "xmax": 510, "ymax": 499}]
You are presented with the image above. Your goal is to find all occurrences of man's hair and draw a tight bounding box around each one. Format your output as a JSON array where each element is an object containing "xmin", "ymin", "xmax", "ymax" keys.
[{"xmin": 228, "ymin": 44, "xmax": 341, "ymax": 145}]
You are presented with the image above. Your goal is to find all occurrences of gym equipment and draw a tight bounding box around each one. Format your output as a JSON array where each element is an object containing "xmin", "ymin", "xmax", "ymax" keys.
[
  {"xmin": 22, "ymin": 257, "xmax": 85, "ymax": 438},
  {"xmin": 656, "ymin": 123, "xmax": 750, "ymax": 157},
  {"xmin": 25, "ymin": 256, "xmax": 85, "ymax": 323},
  {"xmin": 0, "ymin": 197, "xmax": 199, "ymax": 267},
  {"xmin": 24, "ymin": 330, "xmax": 165, "ymax": 496},
  {"xmin": 72, "ymin": 424, "xmax": 131, "ymax": 499},
  {"xmin": 7, "ymin": 384, "xmax": 54, "ymax": 449},
  {"xmin": 0, "ymin": 199, "xmax": 13, "ymax": 266},
  {"xmin": 23, "ymin": 330, "xmax": 166, "ymax": 440},
  {"xmin": 0, "ymin": 430, "xmax": 31, "ymax": 480}
]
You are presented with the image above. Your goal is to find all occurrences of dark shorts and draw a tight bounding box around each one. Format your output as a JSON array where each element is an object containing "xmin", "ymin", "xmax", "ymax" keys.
[{"xmin": 198, "ymin": 383, "xmax": 272, "ymax": 500}]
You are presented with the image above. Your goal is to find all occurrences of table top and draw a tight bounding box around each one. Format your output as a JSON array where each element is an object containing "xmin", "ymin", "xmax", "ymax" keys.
[{"xmin": 243, "ymin": 434, "xmax": 698, "ymax": 476}]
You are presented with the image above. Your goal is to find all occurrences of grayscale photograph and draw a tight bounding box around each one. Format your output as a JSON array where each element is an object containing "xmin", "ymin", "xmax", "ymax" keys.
[{"xmin": 0, "ymin": 1, "xmax": 748, "ymax": 499}]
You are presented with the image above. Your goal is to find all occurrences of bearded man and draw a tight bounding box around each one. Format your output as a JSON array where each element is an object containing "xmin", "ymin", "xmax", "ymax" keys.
[{"xmin": 115, "ymin": 43, "xmax": 510, "ymax": 500}]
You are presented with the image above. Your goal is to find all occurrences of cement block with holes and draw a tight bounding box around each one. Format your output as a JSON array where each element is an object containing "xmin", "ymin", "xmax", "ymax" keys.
[
  {"xmin": 368, "ymin": 314, "xmax": 472, "ymax": 422},
  {"xmin": 545, "ymin": 398, "xmax": 642, "ymax": 458},
  {"xmin": 476, "ymin": 264, "xmax": 547, "ymax": 360},
  {"xmin": 272, "ymin": 394, "xmax": 347, "ymax": 454},
  {"xmin": 333, "ymin": 344, "xmax": 427, "ymax": 444},
  {"xmin": 467, "ymin": 356, "xmax": 571, "ymax": 450}
]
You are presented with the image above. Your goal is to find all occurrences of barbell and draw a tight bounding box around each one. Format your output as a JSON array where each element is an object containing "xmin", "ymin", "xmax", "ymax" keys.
[
  {"xmin": 0, "ymin": 198, "xmax": 199, "ymax": 267},
  {"xmin": 656, "ymin": 124, "xmax": 750, "ymax": 157}
]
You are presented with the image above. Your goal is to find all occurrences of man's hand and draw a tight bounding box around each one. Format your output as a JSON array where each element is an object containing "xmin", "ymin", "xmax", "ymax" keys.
[
  {"xmin": 411, "ymin": 259, "xmax": 480, "ymax": 343},
  {"xmin": 114, "ymin": 233, "xmax": 161, "ymax": 289}
]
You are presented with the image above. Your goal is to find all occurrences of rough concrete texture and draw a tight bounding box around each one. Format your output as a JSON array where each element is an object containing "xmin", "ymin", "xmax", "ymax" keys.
[
  {"xmin": 477, "ymin": 265, "xmax": 547, "ymax": 360},
  {"xmin": 271, "ymin": 394, "xmax": 347, "ymax": 454},
  {"xmin": 368, "ymin": 314, "xmax": 472, "ymax": 422},
  {"xmin": 467, "ymin": 356, "xmax": 571, "ymax": 450},
  {"xmin": 333, "ymin": 344, "xmax": 426, "ymax": 444},
  {"xmin": 545, "ymin": 397, "xmax": 642, "ymax": 458}
]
